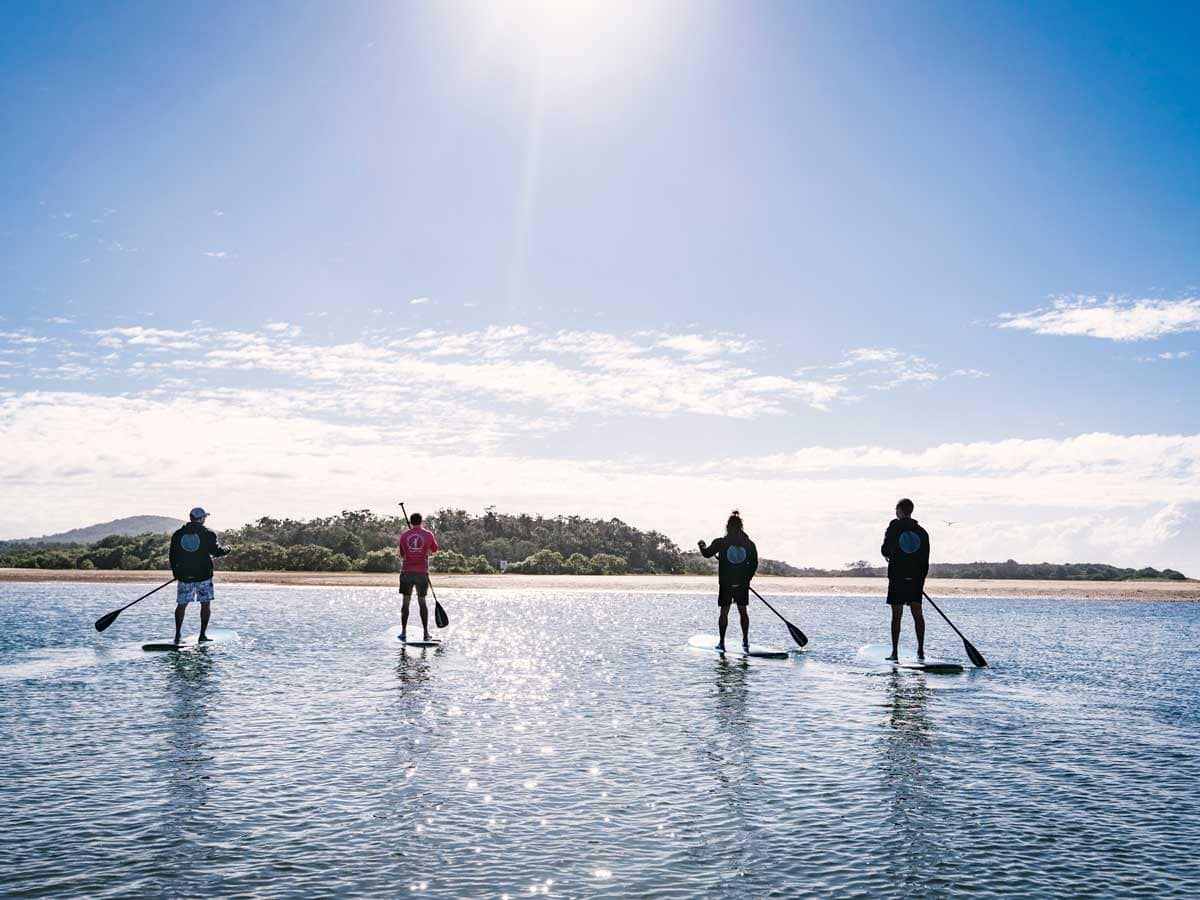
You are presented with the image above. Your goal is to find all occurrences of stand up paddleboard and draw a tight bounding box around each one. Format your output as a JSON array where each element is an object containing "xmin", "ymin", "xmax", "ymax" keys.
[
  {"xmin": 142, "ymin": 627, "xmax": 240, "ymax": 652},
  {"xmin": 858, "ymin": 644, "xmax": 963, "ymax": 673},
  {"xmin": 397, "ymin": 637, "xmax": 442, "ymax": 648},
  {"xmin": 688, "ymin": 633, "xmax": 789, "ymax": 659}
]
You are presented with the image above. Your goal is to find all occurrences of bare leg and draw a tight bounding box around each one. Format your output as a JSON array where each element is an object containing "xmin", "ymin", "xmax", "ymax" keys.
[
  {"xmin": 888, "ymin": 604, "xmax": 902, "ymax": 660},
  {"xmin": 174, "ymin": 604, "xmax": 186, "ymax": 643},
  {"xmin": 911, "ymin": 603, "xmax": 926, "ymax": 658},
  {"xmin": 400, "ymin": 595, "xmax": 411, "ymax": 640},
  {"xmin": 198, "ymin": 602, "xmax": 211, "ymax": 640},
  {"xmin": 418, "ymin": 598, "xmax": 430, "ymax": 640},
  {"xmin": 738, "ymin": 605, "xmax": 750, "ymax": 649},
  {"xmin": 717, "ymin": 605, "xmax": 729, "ymax": 651}
]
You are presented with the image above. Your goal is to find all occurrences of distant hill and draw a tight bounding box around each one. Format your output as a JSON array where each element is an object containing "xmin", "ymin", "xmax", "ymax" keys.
[
  {"xmin": 809, "ymin": 560, "xmax": 1190, "ymax": 581},
  {"xmin": 8, "ymin": 515, "xmax": 184, "ymax": 546}
]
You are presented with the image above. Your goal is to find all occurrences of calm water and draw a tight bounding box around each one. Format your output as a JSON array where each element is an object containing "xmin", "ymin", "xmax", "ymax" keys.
[{"xmin": 1, "ymin": 583, "xmax": 1198, "ymax": 898}]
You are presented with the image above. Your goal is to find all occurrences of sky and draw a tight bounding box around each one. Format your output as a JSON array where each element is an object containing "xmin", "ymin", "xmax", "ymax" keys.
[{"xmin": 1, "ymin": 1, "xmax": 1198, "ymax": 572}]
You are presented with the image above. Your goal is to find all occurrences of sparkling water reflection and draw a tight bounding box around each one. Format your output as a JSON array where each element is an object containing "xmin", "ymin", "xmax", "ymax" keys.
[{"xmin": 1, "ymin": 583, "xmax": 1198, "ymax": 897}]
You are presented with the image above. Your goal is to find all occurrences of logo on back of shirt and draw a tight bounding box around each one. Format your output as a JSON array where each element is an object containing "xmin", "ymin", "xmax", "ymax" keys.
[
  {"xmin": 181, "ymin": 533, "xmax": 201, "ymax": 553},
  {"xmin": 726, "ymin": 545, "xmax": 747, "ymax": 565},
  {"xmin": 898, "ymin": 531, "xmax": 922, "ymax": 554},
  {"xmin": 404, "ymin": 533, "xmax": 426, "ymax": 553}
]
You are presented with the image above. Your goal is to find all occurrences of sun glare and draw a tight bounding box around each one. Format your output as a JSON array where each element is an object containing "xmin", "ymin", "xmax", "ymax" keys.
[{"xmin": 447, "ymin": 0, "xmax": 686, "ymax": 91}]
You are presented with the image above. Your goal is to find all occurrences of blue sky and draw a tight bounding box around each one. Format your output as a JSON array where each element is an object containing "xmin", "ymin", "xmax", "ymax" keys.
[{"xmin": 1, "ymin": 1, "xmax": 1198, "ymax": 571}]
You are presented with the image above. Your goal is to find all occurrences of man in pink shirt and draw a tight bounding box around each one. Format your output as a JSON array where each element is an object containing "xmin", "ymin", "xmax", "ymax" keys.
[{"xmin": 397, "ymin": 511, "xmax": 439, "ymax": 642}]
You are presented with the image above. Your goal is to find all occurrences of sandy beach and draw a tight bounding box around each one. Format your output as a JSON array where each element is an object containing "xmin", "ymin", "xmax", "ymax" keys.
[{"xmin": 1, "ymin": 568, "xmax": 1196, "ymax": 600}]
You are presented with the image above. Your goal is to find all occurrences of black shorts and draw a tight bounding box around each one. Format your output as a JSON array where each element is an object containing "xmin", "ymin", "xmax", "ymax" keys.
[
  {"xmin": 400, "ymin": 572, "xmax": 430, "ymax": 599},
  {"xmin": 887, "ymin": 578, "xmax": 924, "ymax": 605},
  {"xmin": 718, "ymin": 583, "xmax": 750, "ymax": 607}
]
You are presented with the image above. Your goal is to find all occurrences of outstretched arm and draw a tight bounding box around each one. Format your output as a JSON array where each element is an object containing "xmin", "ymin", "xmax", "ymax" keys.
[
  {"xmin": 209, "ymin": 532, "xmax": 232, "ymax": 558},
  {"xmin": 698, "ymin": 539, "xmax": 719, "ymax": 559}
]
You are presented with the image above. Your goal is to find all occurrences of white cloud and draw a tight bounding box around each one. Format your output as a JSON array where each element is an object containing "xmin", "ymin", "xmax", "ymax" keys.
[
  {"xmin": 11, "ymin": 321, "xmax": 1189, "ymax": 568},
  {"xmin": 410, "ymin": 297, "xmax": 431, "ymax": 305},
  {"xmin": 0, "ymin": 386, "xmax": 1195, "ymax": 571},
  {"xmin": 201, "ymin": 250, "xmax": 228, "ymax": 258},
  {"xmin": 652, "ymin": 333, "xmax": 756, "ymax": 358},
  {"xmin": 89, "ymin": 327, "xmax": 193, "ymax": 349},
  {"xmin": 1137, "ymin": 350, "xmax": 1192, "ymax": 362},
  {"xmin": 998, "ymin": 295, "xmax": 1200, "ymax": 341}
]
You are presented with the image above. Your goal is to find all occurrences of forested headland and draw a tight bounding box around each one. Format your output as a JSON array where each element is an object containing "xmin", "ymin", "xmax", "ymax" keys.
[{"xmin": 0, "ymin": 508, "xmax": 1188, "ymax": 580}]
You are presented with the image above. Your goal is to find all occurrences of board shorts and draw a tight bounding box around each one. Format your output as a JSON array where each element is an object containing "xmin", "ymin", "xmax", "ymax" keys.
[
  {"xmin": 718, "ymin": 583, "xmax": 750, "ymax": 607},
  {"xmin": 887, "ymin": 578, "xmax": 924, "ymax": 606},
  {"xmin": 400, "ymin": 572, "xmax": 430, "ymax": 600},
  {"xmin": 177, "ymin": 579, "xmax": 214, "ymax": 605}
]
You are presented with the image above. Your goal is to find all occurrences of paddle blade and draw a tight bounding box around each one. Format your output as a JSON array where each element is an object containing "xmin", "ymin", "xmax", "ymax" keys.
[
  {"xmin": 787, "ymin": 621, "xmax": 808, "ymax": 647},
  {"xmin": 434, "ymin": 601, "xmax": 449, "ymax": 629},
  {"xmin": 94, "ymin": 609, "xmax": 120, "ymax": 632},
  {"xmin": 963, "ymin": 638, "xmax": 988, "ymax": 668}
]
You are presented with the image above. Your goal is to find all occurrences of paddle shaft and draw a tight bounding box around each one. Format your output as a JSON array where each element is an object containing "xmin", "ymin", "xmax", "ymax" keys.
[
  {"xmin": 748, "ymin": 585, "xmax": 808, "ymax": 646},
  {"xmin": 117, "ymin": 578, "xmax": 175, "ymax": 613},
  {"xmin": 922, "ymin": 592, "xmax": 967, "ymax": 641},
  {"xmin": 923, "ymin": 590, "xmax": 987, "ymax": 667},
  {"xmin": 93, "ymin": 578, "xmax": 175, "ymax": 631},
  {"xmin": 749, "ymin": 585, "xmax": 786, "ymax": 623}
]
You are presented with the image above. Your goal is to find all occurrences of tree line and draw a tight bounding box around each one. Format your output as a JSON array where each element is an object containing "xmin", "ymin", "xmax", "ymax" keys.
[
  {"xmin": 0, "ymin": 510, "xmax": 1187, "ymax": 580},
  {"xmin": 0, "ymin": 509, "xmax": 699, "ymax": 575}
]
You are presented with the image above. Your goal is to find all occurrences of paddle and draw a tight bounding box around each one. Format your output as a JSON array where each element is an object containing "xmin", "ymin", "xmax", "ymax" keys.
[
  {"xmin": 399, "ymin": 501, "xmax": 450, "ymax": 629},
  {"xmin": 748, "ymin": 585, "xmax": 808, "ymax": 647},
  {"xmin": 922, "ymin": 591, "xmax": 987, "ymax": 667},
  {"xmin": 94, "ymin": 578, "xmax": 176, "ymax": 632}
]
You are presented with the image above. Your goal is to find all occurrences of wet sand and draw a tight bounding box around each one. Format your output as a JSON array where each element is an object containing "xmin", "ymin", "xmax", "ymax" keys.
[{"xmin": 1, "ymin": 568, "xmax": 1196, "ymax": 600}]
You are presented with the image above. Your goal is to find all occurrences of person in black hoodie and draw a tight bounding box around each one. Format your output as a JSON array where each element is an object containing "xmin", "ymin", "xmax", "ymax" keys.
[
  {"xmin": 698, "ymin": 510, "xmax": 759, "ymax": 653},
  {"xmin": 168, "ymin": 507, "xmax": 231, "ymax": 645},
  {"xmin": 880, "ymin": 498, "xmax": 930, "ymax": 661}
]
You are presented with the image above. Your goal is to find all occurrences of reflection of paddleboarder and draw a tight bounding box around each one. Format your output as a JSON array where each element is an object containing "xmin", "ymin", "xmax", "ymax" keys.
[
  {"xmin": 396, "ymin": 512, "xmax": 439, "ymax": 643},
  {"xmin": 698, "ymin": 511, "xmax": 758, "ymax": 653},
  {"xmin": 168, "ymin": 507, "xmax": 231, "ymax": 645},
  {"xmin": 881, "ymin": 498, "xmax": 930, "ymax": 661}
]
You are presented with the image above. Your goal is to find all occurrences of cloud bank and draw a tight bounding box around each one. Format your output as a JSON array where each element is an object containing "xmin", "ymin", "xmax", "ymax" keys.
[{"xmin": 998, "ymin": 295, "xmax": 1200, "ymax": 341}]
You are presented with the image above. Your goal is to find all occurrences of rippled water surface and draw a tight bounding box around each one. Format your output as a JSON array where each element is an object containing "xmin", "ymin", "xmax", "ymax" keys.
[{"xmin": 2, "ymin": 583, "xmax": 1199, "ymax": 898}]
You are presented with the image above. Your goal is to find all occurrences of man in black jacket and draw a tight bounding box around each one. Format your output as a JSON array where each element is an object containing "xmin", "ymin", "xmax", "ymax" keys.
[
  {"xmin": 880, "ymin": 498, "xmax": 930, "ymax": 661},
  {"xmin": 168, "ymin": 507, "xmax": 231, "ymax": 645},
  {"xmin": 698, "ymin": 510, "xmax": 759, "ymax": 653}
]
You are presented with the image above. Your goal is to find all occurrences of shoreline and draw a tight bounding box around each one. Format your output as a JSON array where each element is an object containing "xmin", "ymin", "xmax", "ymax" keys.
[{"xmin": 0, "ymin": 569, "xmax": 1196, "ymax": 600}]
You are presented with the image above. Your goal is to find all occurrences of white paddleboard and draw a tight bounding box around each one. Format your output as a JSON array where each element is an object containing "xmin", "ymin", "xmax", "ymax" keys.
[
  {"xmin": 858, "ymin": 643, "xmax": 962, "ymax": 673},
  {"xmin": 142, "ymin": 627, "xmax": 240, "ymax": 652},
  {"xmin": 688, "ymin": 633, "xmax": 789, "ymax": 659}
]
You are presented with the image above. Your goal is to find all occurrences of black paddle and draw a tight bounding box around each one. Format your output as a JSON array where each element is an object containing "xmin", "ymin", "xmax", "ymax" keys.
[
  {"xmin": 94, "ymin": 578, "xmax": 176, "ymax": 632},
  {"xmin": 399, "ymin": 501, "xmax": 449, "ymax": 629},
  {"xmin": 748, "ymin": 585, "xmax": 808, "ymax": 647},
  {"xmin": 922, "ymin": 591, "xmax": 987, "ymax": 667}
]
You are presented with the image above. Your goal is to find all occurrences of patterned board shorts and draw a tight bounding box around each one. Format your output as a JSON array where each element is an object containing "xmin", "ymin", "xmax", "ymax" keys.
[{"xmin": 177, "ymin": 579, "xmax": 215, "ymax": 605}]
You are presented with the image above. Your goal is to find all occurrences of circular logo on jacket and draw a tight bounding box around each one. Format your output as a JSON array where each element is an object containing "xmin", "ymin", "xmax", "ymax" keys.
[
  {"xmin": 898, "ymin": 531, "xmax": 922, "ymax": 554},
  {"xmin": 726, "ymin": 546, "xmax": 747, "ymax": 564},
  {"xmin": 181, "ymin": 533, "xmax": 201, "ymax": 553},
  {"xmin": 405, "ymin": 534, "xmax": 425, "ymax": 552}
]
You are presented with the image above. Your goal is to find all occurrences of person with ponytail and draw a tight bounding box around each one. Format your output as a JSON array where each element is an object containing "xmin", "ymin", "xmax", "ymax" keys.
[{"xmin": 697, "ymin": 510, "xmax": 759, "ymax": 653}]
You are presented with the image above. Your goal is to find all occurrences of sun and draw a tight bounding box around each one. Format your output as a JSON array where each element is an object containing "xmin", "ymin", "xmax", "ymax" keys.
[{"xmin": 445, "ymin": 0, "xmax": 687, "ymax": 91}]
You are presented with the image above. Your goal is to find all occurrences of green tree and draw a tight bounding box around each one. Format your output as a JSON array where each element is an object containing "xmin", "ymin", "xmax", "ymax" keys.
[
  {"xmin": 588, "ymin": 553, "xmax": 628, "ymax": 575},
  {"xmin": 362, "ymin": 548, "xmax": 399, "ymax": 573},
  {"xmin": 508, "ymin": 549, "xmax": 566, "ymax": 574}
]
